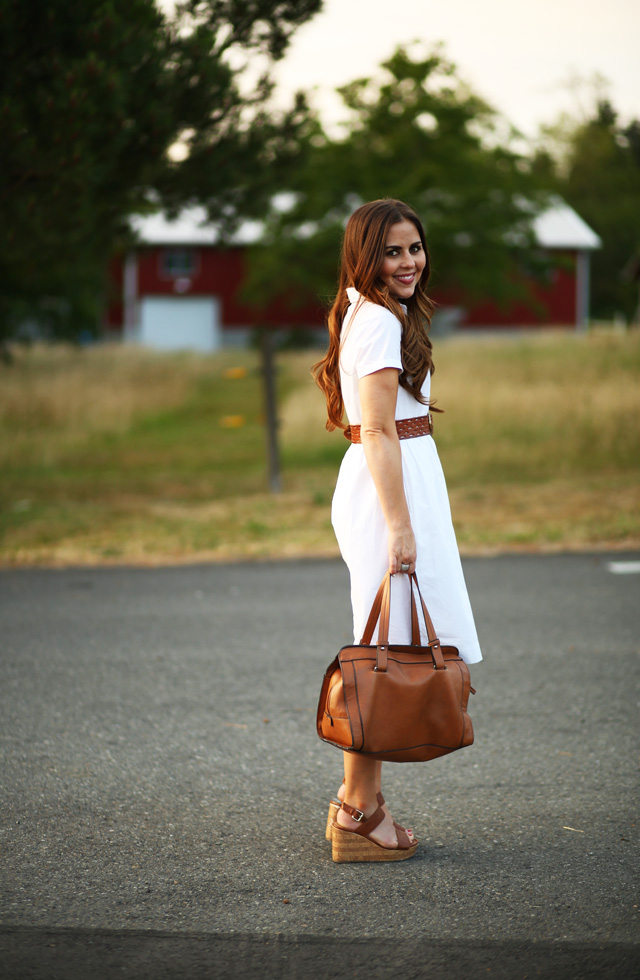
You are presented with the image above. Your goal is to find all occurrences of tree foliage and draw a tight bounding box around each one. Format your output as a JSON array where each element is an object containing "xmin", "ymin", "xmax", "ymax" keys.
[
  {"xmin": 537, "ymin": 100, "xmax": 640, "ymax": 322},
  {"xmin": 0, "ymin": 0, "xmax": 321, "ymax": 342},
  {"xmin": 244, "ymin": 46, "xmax": 553, "ymax": 316}
]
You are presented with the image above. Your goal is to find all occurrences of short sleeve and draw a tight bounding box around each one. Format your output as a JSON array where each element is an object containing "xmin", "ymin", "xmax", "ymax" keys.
[{"xmin": 353, "ymin": 307, "xmax": 403, "ymax": 380}]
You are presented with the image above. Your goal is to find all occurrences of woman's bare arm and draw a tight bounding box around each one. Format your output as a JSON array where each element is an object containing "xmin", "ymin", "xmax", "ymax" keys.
[{"xmin": 359, "ymin": 368, "xmax": 416, "ymax": 574}]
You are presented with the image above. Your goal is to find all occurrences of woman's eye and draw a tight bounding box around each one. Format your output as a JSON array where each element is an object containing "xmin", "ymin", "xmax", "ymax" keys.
[
  {"xmin": 410, "ymin": 244, "xmax": 422, "ymax": 253},
  {"xmin": 386, "ymin": 249, "xmax": 399, "ymax": 256}
]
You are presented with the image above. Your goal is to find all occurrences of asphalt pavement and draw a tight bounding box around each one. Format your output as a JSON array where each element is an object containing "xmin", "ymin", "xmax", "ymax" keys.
[{"xmin": 0, "ymin": 553, "xmax": 638, "ymax": 979}]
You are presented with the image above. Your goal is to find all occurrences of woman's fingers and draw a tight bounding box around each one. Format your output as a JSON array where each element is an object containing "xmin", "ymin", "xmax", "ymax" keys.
[
  {"xmin": 388, "ymin": 554, "xmax": 417, "ymax": 574},
  {"xmin": 388, "ymin": 527, "xmax": 416, "ymax": 574}
]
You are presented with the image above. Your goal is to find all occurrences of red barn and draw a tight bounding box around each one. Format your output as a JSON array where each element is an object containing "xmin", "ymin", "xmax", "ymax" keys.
[
  {"xmin": 106, "ymin": 199, "xmax": 600, "ymax": 350},
  {"xmin": 450, "ymin": 199, "xmax": 602, "ymax": 332},
  {"xmin": 106, "ymin": 210, "xmax": 325, "ymax": 350}
]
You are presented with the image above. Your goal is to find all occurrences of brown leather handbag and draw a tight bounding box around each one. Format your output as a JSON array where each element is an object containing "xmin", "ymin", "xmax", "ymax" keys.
[{"xmin": 316, "ymin": 572, "xmax": 475, "ymax": 762}]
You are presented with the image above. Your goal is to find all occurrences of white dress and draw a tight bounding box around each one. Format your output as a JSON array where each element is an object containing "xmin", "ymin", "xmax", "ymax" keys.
[{"xmin": 331, "ymin": 288, "xmax": 483, "ymax": 665}]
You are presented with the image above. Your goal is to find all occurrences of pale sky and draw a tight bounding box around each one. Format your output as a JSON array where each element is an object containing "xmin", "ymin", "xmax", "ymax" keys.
[{"xmin": 270, "ymin": 0, "xmax": 640, "ymax": 139}]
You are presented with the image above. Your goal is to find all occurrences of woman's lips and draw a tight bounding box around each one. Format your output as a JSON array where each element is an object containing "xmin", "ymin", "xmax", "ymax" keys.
[{"xmin": 395, "ymin": 273, "xmax": 415, "ymax": 284}]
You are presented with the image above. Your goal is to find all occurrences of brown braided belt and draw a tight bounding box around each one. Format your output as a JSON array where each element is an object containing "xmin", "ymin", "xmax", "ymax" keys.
[{"xmin": 344, "ymin": 413, "xmax": 434, "ymax": 443}]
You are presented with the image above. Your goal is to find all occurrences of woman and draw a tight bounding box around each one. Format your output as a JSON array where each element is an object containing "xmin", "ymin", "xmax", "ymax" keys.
[{"xmin": 314, "ymin": 199, "xmax": 482, "ymax": 863}]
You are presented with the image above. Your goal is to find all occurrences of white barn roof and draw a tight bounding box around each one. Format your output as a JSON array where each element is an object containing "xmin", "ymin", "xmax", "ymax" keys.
[
  {"xmin": 131, "ymin": 198, "xmax": 601, "ymax": 251},
  {"xmin": 532, "ymin": 198, "xmax": 601, "ymax": 250},
  {"xmin": 130, "ymin": 206, "xmax": 262, "ymax": 246}
]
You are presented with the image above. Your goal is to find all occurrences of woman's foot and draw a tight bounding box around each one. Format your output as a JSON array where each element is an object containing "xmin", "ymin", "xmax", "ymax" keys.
[
  {"xmin": 332, "ymin": 802, "xmax": 418, "ymax": 862},
  {"xmin": 336, "ymin": 801, "xmax": 406, "ymax": 849},
  {"xmin": 334, "ymin": 781, "xmax": 416, "ymax": 844}
]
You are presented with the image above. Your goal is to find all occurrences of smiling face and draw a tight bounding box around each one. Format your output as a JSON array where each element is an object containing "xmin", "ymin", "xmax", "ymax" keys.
[{"xmin": 379, "ymin": 219, "xmax": 426, "ymax": 299}]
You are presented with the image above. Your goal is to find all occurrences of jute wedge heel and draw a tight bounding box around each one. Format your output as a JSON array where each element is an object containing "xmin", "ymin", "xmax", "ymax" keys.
[
  {"xmin": 325, "ymin": 799, "xmax": 341, "ymax": 840},
  {"xmin": 331, "ymin": 802, "xmax": 418, "ymax": 863}
]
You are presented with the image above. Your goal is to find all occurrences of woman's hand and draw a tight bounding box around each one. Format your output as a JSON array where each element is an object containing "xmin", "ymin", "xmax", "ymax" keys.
[{"xmin": 388, "ymin": 525, "xmax": 417, "ymax": 575}]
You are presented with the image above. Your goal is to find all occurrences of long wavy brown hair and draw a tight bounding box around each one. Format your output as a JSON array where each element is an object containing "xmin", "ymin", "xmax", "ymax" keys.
[{"xmin": 313, "ymin": 199, "xmax": 437, "ymax": 431}]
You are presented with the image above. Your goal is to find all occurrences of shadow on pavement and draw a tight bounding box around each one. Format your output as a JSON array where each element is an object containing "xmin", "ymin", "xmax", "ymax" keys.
[{"xmin": 0, "ymin": 926, "xmax": 636, "ymax": 980}]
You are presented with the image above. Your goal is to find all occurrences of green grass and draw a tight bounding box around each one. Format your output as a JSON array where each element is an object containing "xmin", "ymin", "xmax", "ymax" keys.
[{"xmin": 1, "ymin": 332, "xmax": 639, "ymax": 566}]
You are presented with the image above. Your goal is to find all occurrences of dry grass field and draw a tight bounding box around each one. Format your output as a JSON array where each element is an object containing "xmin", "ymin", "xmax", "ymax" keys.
[{"xmin": 1, "ymin": 331, "xmax": 639, "ymax": 566}]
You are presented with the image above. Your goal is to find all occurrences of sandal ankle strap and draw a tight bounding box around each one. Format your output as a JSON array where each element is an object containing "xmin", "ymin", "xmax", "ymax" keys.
[{"xmin": 339, "ymin": 802, "xmax": 385, "ymax": 835}]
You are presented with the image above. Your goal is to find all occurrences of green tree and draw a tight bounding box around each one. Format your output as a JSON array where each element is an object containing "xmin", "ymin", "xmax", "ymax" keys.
[
  {"xmin": 244, "ymin": 45, "xmax": 553, "ymax": 317},
  {"xmin": 0, "ymin": 0, "xmax": 321, "ymax": 344},
  {"xmin": 541, "ymin": 100, "xmax": 640, "ymax": 322}
]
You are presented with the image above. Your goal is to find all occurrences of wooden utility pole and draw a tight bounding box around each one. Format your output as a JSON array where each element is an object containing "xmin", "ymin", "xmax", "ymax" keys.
[{"xmin": 260, "ymin": 328, "xmax": 281, "ymax": 493}]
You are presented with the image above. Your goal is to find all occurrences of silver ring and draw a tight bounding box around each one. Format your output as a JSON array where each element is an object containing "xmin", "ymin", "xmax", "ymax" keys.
[{"xmin": 400, "ymin": 563, "xmax": 410, "ymax": 572}]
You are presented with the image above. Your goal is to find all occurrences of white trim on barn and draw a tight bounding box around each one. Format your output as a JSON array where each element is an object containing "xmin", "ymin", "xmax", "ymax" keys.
[{"xmin": 123, "ymin": 251, "xmax": 138, "ymax": 342}]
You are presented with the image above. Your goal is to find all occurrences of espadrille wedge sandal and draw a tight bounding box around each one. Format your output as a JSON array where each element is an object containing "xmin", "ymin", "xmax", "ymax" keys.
[
  {"xmin": 325, "ymin": 792, "xmax": 414, "ymax": 843},
  {"xmin": 331, "ymin": 802, "xmax": 418, "ymax": 863}
]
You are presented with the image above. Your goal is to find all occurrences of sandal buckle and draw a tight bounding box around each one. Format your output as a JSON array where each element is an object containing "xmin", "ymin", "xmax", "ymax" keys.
[{"xmin": 340, "ymin": 802, "xmax": 366, "ymax": 822}]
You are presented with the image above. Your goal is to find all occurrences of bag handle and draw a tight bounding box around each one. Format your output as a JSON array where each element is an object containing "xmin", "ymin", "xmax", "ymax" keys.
[
  {"xmin": 408, "ymin": 574, "xmax": 437, "ymax": 644},
  {"xmin": 408, "ymin": 573, "xmax": 446, "ymax": 669},
  {"xmin": 360, "ymin": 572, "xmax": 420, "ymax": 646},
  {"xmin": 359, "ymin": 571, "xmax": 446, "ymax": 670}
]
